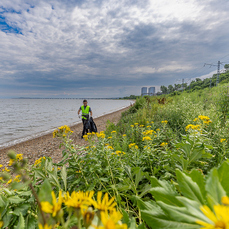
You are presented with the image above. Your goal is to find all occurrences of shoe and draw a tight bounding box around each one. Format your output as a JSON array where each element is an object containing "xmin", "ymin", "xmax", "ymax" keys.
[{"xmin": 81, "ymin": 136, "xmax": 83, "ymax": 139}]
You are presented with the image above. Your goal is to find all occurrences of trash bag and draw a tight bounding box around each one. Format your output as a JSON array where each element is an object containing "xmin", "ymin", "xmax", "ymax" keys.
[
  {"xmin": 89, "ymin": 117, "xmax": 97, "ymax": 133},
  {"xmin": 84, "ymin": 119, "xmax": 91, "ymax": 130}
]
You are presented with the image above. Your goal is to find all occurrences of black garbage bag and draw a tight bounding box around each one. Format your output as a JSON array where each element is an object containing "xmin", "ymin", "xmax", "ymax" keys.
[
  {"xmin": 84, "ymin": 119, "xmax": 91, "ymax": 130},
  {"xmin": 89, "ymin": 117, "xmax": 97, "ymax": 133}
]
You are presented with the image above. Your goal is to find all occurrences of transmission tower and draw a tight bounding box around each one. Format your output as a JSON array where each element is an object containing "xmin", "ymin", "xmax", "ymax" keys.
[{"xmin": 204, "ymin": 61, "xmax": 224, "ymax": 86}]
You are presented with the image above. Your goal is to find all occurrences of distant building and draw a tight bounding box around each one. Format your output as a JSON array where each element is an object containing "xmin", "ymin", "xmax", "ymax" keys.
[
  {"xmin": 148, "ymin": 87, "xmax": 155, "ymax": 96},
  {"xmin": 141, "ymin": 87, "xmax": 148, "ymax": 96}
]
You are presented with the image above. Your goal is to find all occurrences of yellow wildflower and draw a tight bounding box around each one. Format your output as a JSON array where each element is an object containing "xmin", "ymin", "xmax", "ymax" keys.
[
  {"xmin": 107, "ymin": 146, "xmax": 114, "ymax": 150},
  {"xmin": 196, "ymin": 204, "xmax": 229, "ymax": 229},
  {"xmin": 222, "ymin": 196, "xmax": 229, "ymax": 205},
  {"xmin": 134, "ymin": 123, "xmax": 138, "ymax": 125},
  {"xmin": 123, "ymin": 134, "xmax": 126, "ymax": 137},
  {"xmin": 128, "ymin": 143, "xmax": 136, "ymax": 148},
  {"xmin": 38, "ymin": 224, "xmax": 52, "ymax": 229},
  {"xmin": 4, "ymin": 167, "xmax": 10, "ymax": 172},
  {"xmin": 93, "ymin": 191, "xmax": 116, "ymax": 212},
  {"xmin": 161, "ymin": 120, "xmax": 168, "ymax": 124},
  {"xmin": 8, "ymin": 159, "xmax": 15, "ymax": 166},
  {"xmin": 111, "ymin": 131, "xmax": 116, "ymax": 134},
  {"xmin": 7, "ymin": 179, "xmax": 12, "ymax": 184},
  {"xmin": 135, "ymin": 145, "xmax": 138, "ymax": 149},
  {"xmin": 220, "ymin": 139, "xmax": 226, "ymax": 143},
  {"xmin": 130, "ymin": 125, "xmax": 134, "ymax": 127},
  {"xmin": 142, "ymin": 136, "xmax": 152, "ymax": 141},
  {"xmin": 160, "ymin": 142, "xmax": 168, "ymax": 147},
  {"xmin": 16, "ymin": 154, "xmax": 23, "ymax": 161},
  {"xmin": 14, "ymin": 175, "xmax": 21, "ymax": 182},
  {"xmin": 99, "ymin": 209, "xmax": 127, "ymax": 229},
  {"xmin": 64, "ymin": 191, "xmax": 94, "ymax": 214},
  {"xmin": 156, "ymin": 128, "xmax": 160, "ymax": 132},
  {"xmin": 41, "ymin": 191, "xmax": 63, "ymax": 217},
  {"xmin": 0, "ymin": 221, "xmax": 3, "ymax": 227},
  {"xmin": 108, "ymin": 137, "xmax": 112, "ymax": 139},
  {"xmin": 53, "ymin": 129, "xmax": 58, "ymax": 138},
  {"xmin": 0, "ymin": 164, "xmax": 2, "ymax": 168}
]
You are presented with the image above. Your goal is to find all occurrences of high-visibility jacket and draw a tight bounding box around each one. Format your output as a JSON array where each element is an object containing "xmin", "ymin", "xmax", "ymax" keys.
[{"xmin": 81, "ymin": 105, "xmax": 90, "ymax": 119}]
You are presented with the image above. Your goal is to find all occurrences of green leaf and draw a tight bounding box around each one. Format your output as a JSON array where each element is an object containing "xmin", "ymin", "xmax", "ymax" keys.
[
  {"xmin": 0, "ymin": 195, "xmax": 6, "ymax": 207},
  {"xmin": 38, "ymin": 180, "xmax": 52, "ymax": 203},
  {"xmin": 61, "ymin": 165, "xmax": 67, "ymax": 191},
  {"xmin": 205, "ymin": 168, "xmax": 226, "ymax": 204},
  {"xmin": 16, "ymin": 213, "xmax": 25, "ymax": 229},
  {"xmin": 150, "ymin": 187, "xmax": 183, "ymax": 207},
  {"xmin": 141, "ymin": 209, "xmax": 200, "ymax": 229},
  {"xmin": 121, "ymin": 210, "xmax": 130, "ymax": 226},
  {"xmin": 48, "ymin": 172, "xmax": 60, "ymax": 189},
  {"xmin": 217, "ymin": 161, "xmax": 229, "ymax": 196},
  {"xmin": 157, "ymin": 201, "xmax": 200, "ymax": 224},
  {"xmin": 188, "ymin": 169, "xmax": 206, "ymax": 198},
  {"xmin": 176, "ymin": 170, "xmax": 205, "ymax": 205},
  {"xmin": 14, "ymin": 204, "xmax": 30, "ymax": 216},
  {"xmin": 8, "ymin": 196, "xmax": 25, "ymax": 204},
  {"xmin": 2, "ymin": 210, "xmax": 13, "ymax": 227},
  {"xmin": 27, "ymin": 216, "xmax": 37, "ymax": 229}
]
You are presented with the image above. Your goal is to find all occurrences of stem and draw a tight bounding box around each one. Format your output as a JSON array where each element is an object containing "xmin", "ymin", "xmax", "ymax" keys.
[{"xmin": 28, "ymin": 182, "xmax": 47, "ymax": 225}]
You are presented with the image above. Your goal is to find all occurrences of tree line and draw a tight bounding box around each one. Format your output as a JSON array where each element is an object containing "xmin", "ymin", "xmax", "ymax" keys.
[{"xmin": 161, "ymin": 64, "xmax": 229, "ymax": 94}]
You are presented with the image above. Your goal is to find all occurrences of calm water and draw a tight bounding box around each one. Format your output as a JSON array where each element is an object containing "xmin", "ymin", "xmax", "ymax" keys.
[{"xmin": 0, "ymin": 99, "xmax": 133, "ymax": 148}]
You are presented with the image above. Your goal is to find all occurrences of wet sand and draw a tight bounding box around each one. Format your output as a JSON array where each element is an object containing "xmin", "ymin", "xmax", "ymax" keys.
[{"xmin": 0, "ymin": 106, "xmax": 130, "ymax": 166}]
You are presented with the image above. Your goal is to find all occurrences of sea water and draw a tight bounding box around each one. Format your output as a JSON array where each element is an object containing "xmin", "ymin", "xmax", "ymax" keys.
[{"xmin": 0, "ymin": 99, "xmax": 133, "ymax": 148}]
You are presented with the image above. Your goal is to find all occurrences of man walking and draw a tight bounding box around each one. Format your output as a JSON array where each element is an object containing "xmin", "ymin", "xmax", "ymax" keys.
[{"xmin": 78, "ymin": 100, "xmax": 93, "ymax": 139}]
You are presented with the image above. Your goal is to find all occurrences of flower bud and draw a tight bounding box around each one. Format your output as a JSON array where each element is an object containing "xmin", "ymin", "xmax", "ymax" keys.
[{"xmin": 7, "ymin": 151, "xmax": 16, "ymax": 160}]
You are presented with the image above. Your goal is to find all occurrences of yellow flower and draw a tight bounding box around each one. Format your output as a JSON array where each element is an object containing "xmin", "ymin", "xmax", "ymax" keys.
[
  {"xmin": 161, "ymin": 120, "xmax": 168, "ymax": 124},
  {"xmin": 64, "ymin": 191, "xmax": 94, "ymax": 214},
  {"xmin": 0, "ymin": 177, "xmax": 3, "ymax": 181},
  {"xmin": 147, "ymin": 125, "xmax": 151, "ymax": 128},
  {"xmin": 14, "ymin": 175, "xmax": 21, "ymax": 182},
  {"xmin": 134, "ymin": 123, "xmax": 138, "ymax": 125},
  {"xmin": 196, "ymin": 204, "xmax": 229, "ymax": 229},
  {"xmin": 151, "ymin": 121, "xmax": 154, "ymax": 124},
  {"xmin": 41, "ymin": 191, "xmax": 63, "ymax": 217},
  {"xmin": 7, "ymin": 179, "xmax": 12, "ymax": 184},
  {"xmin": 111, "ymin": 131, "xmax": 116, "ymax": 134},
  {"xmin": 160, "ymin": 142, "xmax": 168, "ymax": 147},
  {"xmin": 128, "ymin": 143, "xmax": 136, "ymax": 148},
  {"xmin": 0, "ymin": 164, "xmax": 2, "ymax": 168},
  {"xmin": 93, "ymin": 191, "xmax": 116, "ymax": 212},
  {"xmin": 142, "ymin": 136, "xmax": 152, "ymax": 141},
  {"xmin": 99, "ymin": 209, "xmax": 127, "ymax": 229},
  {"xmin": 0, "ymin": 221, "xmax": 3, "ymax": 227},
  {"xmin": 220, "ymin": 139, "xmax": 226, "ymax": 143},
  {"xmin": 107, "ymin": 146, "xmax": 114, "ymax": 150},
  {"xmin": 156, "ymin": 128, "xmax": 160, "ymax": 132},
  {"xmin": 4, "ymin": 167, "xmax": 10, "ymax": 172},
  {"xmin": 135, "ymin": 145, "xmax": 138, "ymax": 149},
  {"xmin": 38, "ymin": 224, "xmax": 52, "ymax": 229},
  {"xmin": 53, "ymin": 129, "xmax": 58, "ymax": 138},
  {"xmin": 108, "ymin": 137, "xmax": 112, "ymax": 139},
  {"xmin": 222, "ymin": 196, "xmax": 229, "ymax": 205},
  {"xmin": 8, "ymin": 159, "xmax": 15, "ymax": 166},
  {"xmin": 130, "ymin": 125, "xmax": 134, "ymax": 127},
  {"xmin": 193, "ymin": 118, "xmax": 198, "ymax": 122},
  {"xmin": 16, "ymin": 154, "xmax": 23, "ymax": 161},
  {"xmin": 123, "ymin": 134, "xmax": 126, "ymax": 137}
]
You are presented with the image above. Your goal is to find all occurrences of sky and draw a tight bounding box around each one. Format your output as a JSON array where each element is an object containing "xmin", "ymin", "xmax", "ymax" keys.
[{"xmin": 1, "ymin": 0, "xmax": 229, "ymax": 98}]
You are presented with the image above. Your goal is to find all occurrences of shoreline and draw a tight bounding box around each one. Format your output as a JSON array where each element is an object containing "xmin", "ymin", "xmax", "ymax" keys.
[
  {"xmin": 0, "ymin": 106, "xmax": 131, "ymax": 166},
  {"xmin": 0, "ymin": 103, "xmax": 133, "ymax": 150}
]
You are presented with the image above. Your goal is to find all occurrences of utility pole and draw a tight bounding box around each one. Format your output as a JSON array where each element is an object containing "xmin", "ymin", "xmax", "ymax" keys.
[{"xmin": 204, "ymin": 61, "xmax": 224, "ymax": 86}]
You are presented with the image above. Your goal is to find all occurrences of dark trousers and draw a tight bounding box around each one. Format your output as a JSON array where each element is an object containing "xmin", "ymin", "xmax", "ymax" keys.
[{"xmin": 82, "ymin": 115, "xmax": 89, "ymax": 137}]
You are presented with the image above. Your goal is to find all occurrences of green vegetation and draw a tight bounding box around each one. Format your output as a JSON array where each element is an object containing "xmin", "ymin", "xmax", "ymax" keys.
[
  {"xmin": 161, "ymin": 69, "xmax": 229, "ymax": 94},
  {"xmin": 1, "ymin": 84, "xmax": 229, "ymax": 228}
]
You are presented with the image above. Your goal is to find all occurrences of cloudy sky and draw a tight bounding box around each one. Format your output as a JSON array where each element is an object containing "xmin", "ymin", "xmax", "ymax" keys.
[{"xmin": 1, "ymin": 0, "xmax": 229, "ymax": 98}]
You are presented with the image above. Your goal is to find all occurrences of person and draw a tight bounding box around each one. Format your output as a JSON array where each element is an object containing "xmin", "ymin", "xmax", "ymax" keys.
[{"xmin": 78, "ymin": 100, "xmax": 93, "ymax": 139}]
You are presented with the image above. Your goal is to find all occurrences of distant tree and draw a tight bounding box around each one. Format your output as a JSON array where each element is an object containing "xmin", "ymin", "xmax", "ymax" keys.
[
  {"xmin": 224, "ymin": 64, "xmax": 229, "ymax": 70},
  {"xmin": 168, "ymin": 85, "xmax": 174, "ymax": 93},
  {"xmin": 160, "ymin": 85, "xmax": 168, "ymax": 94}
]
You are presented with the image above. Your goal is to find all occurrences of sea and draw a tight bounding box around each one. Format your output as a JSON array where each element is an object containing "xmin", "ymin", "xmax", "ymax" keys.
[{"xmin": 0, "ymin": 99, "xmax": 134, "ymax": 149}]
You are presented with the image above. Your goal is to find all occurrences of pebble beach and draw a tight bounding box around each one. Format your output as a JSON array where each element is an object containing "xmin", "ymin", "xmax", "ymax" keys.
[{"xmin": 0, "ymin": 106, "xmax": 129, "ymax": 166}]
